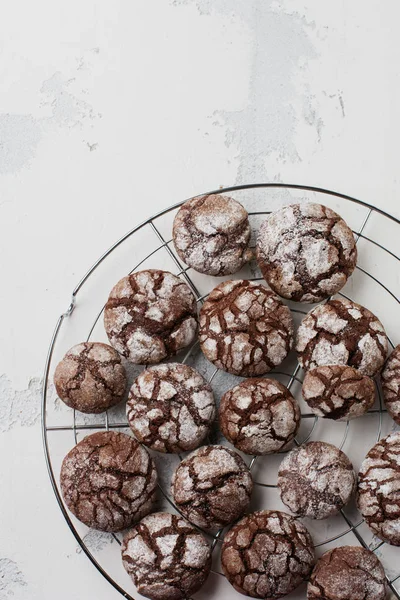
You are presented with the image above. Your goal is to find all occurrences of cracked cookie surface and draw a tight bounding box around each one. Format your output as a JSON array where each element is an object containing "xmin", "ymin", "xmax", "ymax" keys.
[
  {"xmin": 171, "ymin": 445, "xmax": 253, "ymax": 530},
  {"xmin": 127, "ymin": 363, "xmax": 216, "ymax": 453},
  {"xmin": 357, "ymin": 431, "xmax": 400, "ymax": 545},
  {"xmin": 104, "ymin": 270, "xmax": 198, "ymax": 364},
  {"xmin": 256, "ymin": 203, "xmax": 357, "ymax": 303},
  {"xmin": 382, "ymin": 344, "xmax": 400, "ymax": 425},
  {"xmin": 172, "ymin": 194, "xmax": 252, "ymax": 276},
  {"xmin": 60, "ymin": 431, "xmax": 157, "ymax": 532},
  {"xmin": 221, "ymin": 509, "xmax": 315, "ymax": 599},
  {"xmin": 278, "ymin": 441, "xmax": 356, "ymax": 519},
  {"xmin": 219, "ymin": 378, "xmax": 300, "ymax": 455},
  {"xmin": 199, "ymin": 280, "xmax": 294, "ymax": 377},
  {"xmin": 121, "ymin": 511, "xmax": 211, "ymax": 600},
  {"xmin": 296, "ymin": 298, "xmax": 388, "ymax": 377}
]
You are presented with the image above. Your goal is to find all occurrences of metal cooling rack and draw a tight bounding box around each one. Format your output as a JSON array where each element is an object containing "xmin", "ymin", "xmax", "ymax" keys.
[{"xmin": 42, "ymin": 184, "xmax": 400, "ymax": 600}]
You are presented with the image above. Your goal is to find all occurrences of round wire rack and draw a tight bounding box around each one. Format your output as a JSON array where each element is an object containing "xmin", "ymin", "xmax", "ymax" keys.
[{"xmin": 42, "ymin": 184, "xmax": 400, "ymax": 600}]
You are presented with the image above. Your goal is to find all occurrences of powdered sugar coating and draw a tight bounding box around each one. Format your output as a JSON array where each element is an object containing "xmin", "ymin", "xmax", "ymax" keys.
[
  {"xmin": 278, "ymin": 441, "xmax": 356, "ymax": 519},
  {"xmin": 199, "ymin": 280, "xmax": 294, "ymax": 377},
  {"xmin": 121, "ymin": 511, "xmax": 211, "ymax": 600},
  {"xmin": 382, "ymin": 344, "xmax": 400, "ymax": 425},
  {"xmin": 357, "ymin": 431, "xmax": 400, "ymax": 545},
  {"xmin": 127, "ymin": 363, "xmax": 216, "ymax": 453},
  {"xmin": 256, "ymin": 203, "xmax": 357, "ymax": 302}
]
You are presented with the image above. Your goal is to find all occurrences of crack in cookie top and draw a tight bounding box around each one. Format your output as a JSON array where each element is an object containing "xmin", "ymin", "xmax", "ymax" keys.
[
  {"xmin": 104, "ymin": 270, "xmax": 198, "ymax": 364},
  {"xmin": 221, "ymin": 509, "xmax": 315, "ymax": 599},
  {"xmin": 307, "ymin": 546, "xmax": 387, "ymax": 600},
  {"xmin": 277, "ymin": 441, "xmax": 356, "ymax": 519},
  {"xmin": 296, "ymin": 298, "xmax": 388, "ymax": 377},
  {"xmin": 172, "ymin": 194, "xmax": 252, "ymax": 276},
  {"xmin": 357, "ymin": 431, "xmax": 400, "ymax": 546},
  {"xmin": 382, "ymin": 344, "xmax": 400, "ymax": 425},
  {"xmin": 127, "ymin": 363, "xmax": 216, "ymax": 453},
  {"xmin": 219, "ymin": 378, "xmax": 300, "ymax": 455},
  {"xmin": 256, "ymin": 203, "xmax": 357, "ymax": 303},
  {"xmin": 302, "ymin": 365, "xmax": 375, "ymax": 421},
  {"xmin": 199, "ymin": 280, "xmax": 294, "ymax": 377},
  {"xmin": 121, "ymin": 512, "xmax": 211, "ymax": 600},
  {"xmin": 54, "ymin": 342, "xmax": 127, "ymax": 414},
  {"xmin": 60, "ymin": 431, "xmax": 157, "ymax": 532},
  {"xmin": 171, "ymin": 445, "xmax": 253, "ymax": 530}
]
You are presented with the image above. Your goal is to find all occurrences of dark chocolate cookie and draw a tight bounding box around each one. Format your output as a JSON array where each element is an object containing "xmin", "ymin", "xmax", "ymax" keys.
[
  {"xmin": 199, "ymin": 280, "xmax": 294, "ymax": 377},
  {"xmin": 382, "ymin": 344, "xmax": 400, "ymax": 425},
  {"xmin": 60, "ymin": 431, "xmax": 157, "ymax": 531},
  {"xmin": 221, "ymin": 509, "xmax": 315, "ymax": 599},
  {"xmin": 256, "ymin": 203, "xmax": 357, "ymax": 303}
]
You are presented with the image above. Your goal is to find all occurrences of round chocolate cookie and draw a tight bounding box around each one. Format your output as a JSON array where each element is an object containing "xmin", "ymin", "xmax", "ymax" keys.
[
  {"xmin": 127, "ymin": 363, "xmax": 216, "ymax": 453},
  {"xmin": 172, "ymin": 194, "xmax": 252, "ymax": 276},
  {"xmin": 219, "ymin": 378, "xmax": 301, "ymax": 455},
  {"xmin": 104, "ymin": 270, "xmax": 198, "ymax": 365},
  {"xmin": 302, "ymin": 365, "xmax": 375, "ymax": 421},
  {"xmin": 256, "ymin": 203, "xmax": 357, "ymax": 303},
  {"xmin": 382, "ymin": 344, "xmax": 400, "ymax": 425},
  {"xmin": 357, "ymin": 431, "xmax": 400, "ymax": 545},
  {"xmin": 121, "ymin": 512, "xmax": 211, "ymax": 600},
  {"xmin": 60, "ymin": 431, "xmax": 157, "ymax": 531},
  {"xmin": 54, "ymin": 342, "xmax": 127, "ymax": 414},
  {"xmin": 307, "ymin": 546, "xmax": 387, "ymax": 600},
  {"xmin": 199, "ymin": 280, "xmax": 294, "ymax": 377},
  {"xmin": 221, "ymin": 510, "xmax": 315, "ymax": 599},
  {"xmin": 296, "ymin": 298, "xmax": 388, "ymax": 377},
  {"xmin": 171, "ymin": 445, "xmax": 253, "ymax": 530},
  {"xmin": 278, "ymin": 441, "xmax": 356, "ymax": 519}
]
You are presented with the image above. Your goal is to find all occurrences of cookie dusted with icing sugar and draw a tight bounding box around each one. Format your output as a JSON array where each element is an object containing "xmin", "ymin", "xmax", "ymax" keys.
[
  {"xmin": 382, "ymin": 344, "xmax": 400, "ymax": 425},
  {"xmin": 296, "ymin": 298, "xmax": 388, "ymax": 377},
  {"xmin": 256, "ymin": 203, "xmax": 357, "ymax": 303},
  {"xmin": 172, "ymin": 194, "xmax": 252, "ymax": 276},
  {"xmin": 104, "ymin": 270, "xmax": 198, "ymax": 365},
  {"xmin": 199, "ymin": 280, "xmax": 294, "ymax": 377}
]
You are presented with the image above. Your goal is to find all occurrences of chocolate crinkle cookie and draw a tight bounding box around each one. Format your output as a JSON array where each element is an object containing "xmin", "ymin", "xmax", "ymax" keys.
[
  {"xmin": 54, "ymin": 342, "xmax": 127, "ymax": 414},
  {"xmin": 381, "ymin": 344, "xmax": 400, "ymax": 425},
  {"xmin": 357, "ymin": 431, "xmax": 400, "ymax": 546},
  {"xmin": 278, "ymin": 441, "xmax": 356, "ymax": 519},
  {"xmin": 296, "ymin": 298, "xmax": 388, "ymax": 377},
  {"xmin": 121, "ymin": 512, "xmax": 211, "ymax": 600},
  {"xmin": 302, "ymin": 365, "xmax": 375, "ymax": 421},
  {"xmin": 199, "ymin": 280, "xmax": 294, "ymax": 377},
  {"xmin": 256, "ymin": 203, "xmax": 357, "ymax": 303},
  {"xmin": 60, "ymin": 431, "xmax": 157, "ymax": 532},
  {"xmin": 172, "ymin": 194, "xmax": 252, "ymax": 276},
  {"xmin": 221, "ymin": 510, "xmax": 315, "ymax": 599},
  {"xmin": 171, "ymin": 445, "xmax": 253, "ymax": 530},
  {"xmin": 104, "ymin": 270, "xmax": 198, "ymax": 365},
  {"xmin": 219, "ymin": 378, "xmax": 301, "ymax": 455},
  {"xmin": 307, "ymin": 546, "xmax": 387, "ymax": 600},
  {"xmin": 127, "ymin": 363, "xmax": 216, "ymax": 453}
]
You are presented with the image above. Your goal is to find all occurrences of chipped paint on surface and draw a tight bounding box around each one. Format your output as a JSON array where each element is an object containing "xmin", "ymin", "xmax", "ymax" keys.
[
  {"xmin": 0, "ymin": 558, "xmax": 26, "ymax": 598},
  {"xmin": 0, "ymin": 376, "xmax": 57, "ymax": 433}
]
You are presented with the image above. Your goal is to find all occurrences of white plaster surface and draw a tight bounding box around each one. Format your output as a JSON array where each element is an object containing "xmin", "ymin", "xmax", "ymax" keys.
[{"xmin": 1, "ymin": 1, "xmax": 400, "ymax": 599}]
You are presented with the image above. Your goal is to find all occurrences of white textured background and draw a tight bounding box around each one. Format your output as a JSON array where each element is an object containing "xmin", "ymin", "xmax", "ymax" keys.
[{"xmin": 1, "ymin": 1, "xmax": 400, "ymax": 598}]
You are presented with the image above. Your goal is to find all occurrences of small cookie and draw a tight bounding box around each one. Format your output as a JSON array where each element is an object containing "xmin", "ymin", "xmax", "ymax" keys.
[
  {"xmin": 278, "ymin": 441, "xmax": 356, "ymax": 519},
  {"xmin": 172, "ymin": 194, "xmax": 252, "ymax": 276},
  {"xmin": 121, "ymin": 512, "xmax": 211, "ymax": 600},
  {"xmin": 199, "ymin": 280, "xmax": 294, "ymax": 377},
  {"xmin": 302, "ymin": 365, "xmax": 375, "ymax": 421},
  {"xmin": 127, "ymin": 363, "xmax": 216, "ymax": 453},
  {"xmin": 171, "ymin": 445, "xmax": 253, "ymax": 530},
  {"xmin": 382, "ymin": 344, "xmax": 400, "ymax": 425},
  {"xmin": 104, "ymin": 270, "xmax": 198, "ymax": 364},
  {"xmin": 307, "ymin": 546, "xmax": 387, "ymax": 600},
  {"xmin": 296, "ymin": 298, "xmax": 388, "ymax": 377},
  {"xmin": 60, "ymin": 431, "xmax": 157, "ymax": 531},
  {"xmin": 256, "ymin": 203, "xmax": 357, "ymax": 303},
  {"xmin": 221, "ymin": 510, "xmax": 315, "ymax": 599},
  {"xmin": 219, "ymin": 378, "xmax": 301, "ymax": 455},
  {"xmin": 357, "ymin": 431, "xmax": 400, "ymax": 546},
  {"xmin": 54, "ymin": 342, "xmax": 127, "ymax": 414}
]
